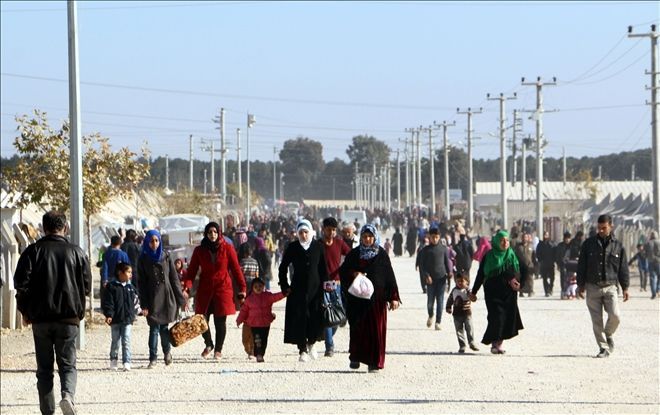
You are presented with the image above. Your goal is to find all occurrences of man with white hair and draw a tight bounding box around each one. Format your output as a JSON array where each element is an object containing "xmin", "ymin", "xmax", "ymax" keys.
[{"xmin": 341, "ymin": 221, "xmax": 359, "ymax": 249}]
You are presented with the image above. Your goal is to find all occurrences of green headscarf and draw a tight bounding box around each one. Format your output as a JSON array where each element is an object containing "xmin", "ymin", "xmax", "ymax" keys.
[{"xmin": 483, "ymin": 230, "xmax": 519, "ymax": 279}]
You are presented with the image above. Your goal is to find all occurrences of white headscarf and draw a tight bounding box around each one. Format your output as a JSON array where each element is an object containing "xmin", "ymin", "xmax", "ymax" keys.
[{"xmin": 297, "ymin": 218, "xmax": 313, "ymax": 250}]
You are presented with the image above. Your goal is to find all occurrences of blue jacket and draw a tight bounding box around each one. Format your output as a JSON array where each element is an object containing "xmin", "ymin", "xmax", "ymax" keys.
[{"xmin": 102, "ymin": 247, "xmax": 130, "ymax": 284}]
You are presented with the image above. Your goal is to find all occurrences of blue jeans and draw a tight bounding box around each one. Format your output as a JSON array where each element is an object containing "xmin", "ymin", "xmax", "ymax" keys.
[
  {"xmin": 427, "ymin": 278, "xmax": 447, "ymax": 323},
  {"xmin": 148, "ymin": 322, "xmax": 171, "ymax": 362},
  {"xmin": 649, "ymin": 262, "xmax": 660, "ymax": 298},
  {"xmin": 323, "ymin": 284, "xmax": 343, "ymax": 351},
  {"xmin": 110, "ymin": 323, "xmax": 132, "ymax": 364},
  {"xmin": 32, "ymin": 322, "xmax": 78, "ymax": 415}
]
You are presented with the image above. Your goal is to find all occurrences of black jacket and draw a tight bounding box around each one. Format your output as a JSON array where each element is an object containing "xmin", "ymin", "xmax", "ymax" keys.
[
  {"xmin": 102, "ymin": 280, "xmax": 139, "ymax": 325},
  {"xmin": 577, "ymin": 234, "xmax": 629, "ymax": 290},
  {"xmin": 14, "ymin": 234, "xmax": 91, "ymax": 324},
  {"xmin": 419, "ymin": 243, "xmax": 452, "ymax": 281}
]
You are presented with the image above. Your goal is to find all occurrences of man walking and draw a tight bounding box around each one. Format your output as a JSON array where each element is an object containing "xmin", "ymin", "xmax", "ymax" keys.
[
  {"xmin": 419, "ymin": 227, "xmax": 453, "ymax": 330},
  {"xmin": 644, "ymin": 231, "xmax": 660, "ymax": 299},
  {"xmin": 536, "ymin": 231, "xmax": 556, "ymax": 297},
  {"xmin": 577, "ymin": 214, "xmax": 629, "ymax": 358},
  {"xmin": 14, "ymin": 211, "xmax": 91, "ymax": 415}
]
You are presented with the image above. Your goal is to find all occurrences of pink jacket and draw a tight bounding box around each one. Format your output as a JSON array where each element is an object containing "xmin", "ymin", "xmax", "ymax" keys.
[{"xmin": 236, "ymin": 291, "xmax": 285, "ymax": 328}]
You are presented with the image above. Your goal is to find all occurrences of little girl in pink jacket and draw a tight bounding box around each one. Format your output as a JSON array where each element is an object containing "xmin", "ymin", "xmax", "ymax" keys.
[{"xmin": 236, "ymin": 278, "xmax": 286, "ymax": 362}]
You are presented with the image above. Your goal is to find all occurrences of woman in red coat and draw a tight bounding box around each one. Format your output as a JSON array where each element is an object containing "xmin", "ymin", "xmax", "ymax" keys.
[{"xmin": 185, "ymin": 222, "xmax": 246, "ymax": 360}]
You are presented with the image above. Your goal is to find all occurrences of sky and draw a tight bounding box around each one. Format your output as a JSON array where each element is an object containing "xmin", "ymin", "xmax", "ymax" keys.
[{"xmin": 1, "ymin": 1, "xmax": 658, "ymax": 165}]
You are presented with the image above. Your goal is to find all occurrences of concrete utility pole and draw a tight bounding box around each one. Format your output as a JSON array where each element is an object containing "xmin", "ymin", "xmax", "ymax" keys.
[
  {"xmin": 210, "ymin": 137, "xmax": 215, "ymax": 193},
  {"xmin": 511, "ymin": 110, "xmax": 523, "ymax": 186},
  {"xmin": 629, "ymin": 25, "xmax": 659, "ymax": 231},
  {"xmin": 457, "ymin": 107, "xmax": 482, "ymax": 230},
  {"xmin": 236, "ymin": 128, "xmax": 242, "ymax": 199},
  {"xmin": 562, "ymin": 146, "xmax": 567, "ymax": 186},
  {"xmin": 522, "ymin": 136, "xmax": 532, "ymax": 202},
  {"xmin": 487, "ymin": 92, "xmax": 517, "ymax": 230},
  {"xmin": 522, "ymin": 76, "xmax": 556, "ymax": 238},
  {"xmin": 405, "ymin": 128, "xmax": 417, "ymax": 208},
  {"xmin": 416, "ymin": 128, "xmax": 422, "ymax": 207},
  {"xmin": 420, "ymin": 125, "xmax": 436, "ymax": 218},
  {"xmin": 220, "ymin": 108, "xmax": 227, "ymax": 199},
  {"xmin": 246, "ymin": 113, "xmax": 256, "ymax": 224},
  {"xmin": 435, "ymin": 121, "xmax": 455, "ymax": 221},
  {"xmin": 189, "ymin": 134, "xmax": 194, "ymax": 191},
  {"xmin": 399, "ymin": 137, "xmax": 410, "ymax": 208},
  {"xmin": 273, "ymin": 146, "xmax": 277, "ymax": 202},
  {"xmin": 203, "ymin": 169, "xmax": 208, "ymax": 194},
  {"xmin": 67, "ymin": 0, "xmax": 85, "ymax": 349},
  {"xmin": 165, "ymin": 155, "xmax": 169, "ymax": 190},
  {"xmin": 396, "ymin": 150, "xmax": 401, "ymax": 211}
]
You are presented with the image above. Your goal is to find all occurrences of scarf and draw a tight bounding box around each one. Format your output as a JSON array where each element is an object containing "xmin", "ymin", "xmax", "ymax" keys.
[
  {"xmin": 482, "ymin": 230, "xmax": 519, "ymax": 280},
  {"xmin": 359, "ymin": 224, "xmax": 381, "ymax": 260},
  {"xmin": 201, "ymin": 222, "xmax": 221, "ymax": 253},
  {"xmin": 297, "ymin": 218, "xmax": 313, "ymax": 250},
  {"xmin": 142, "ymin": 229, "xmax": 163, "ymax": 262}
]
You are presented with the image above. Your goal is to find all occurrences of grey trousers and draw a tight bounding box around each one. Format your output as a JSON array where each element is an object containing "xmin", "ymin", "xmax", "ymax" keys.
[
  {"xmin": 452, "ymin": 314, "xmax": 475, "ymax": 348},
  {"xmin": 585, "ymin": 283, "xmax": 620, "ymax": 351}
]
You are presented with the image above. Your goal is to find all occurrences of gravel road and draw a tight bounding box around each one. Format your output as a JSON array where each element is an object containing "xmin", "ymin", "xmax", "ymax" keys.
[{"xmin": 1, "ymin": 252, "xmax": 658, "ymax": 414}]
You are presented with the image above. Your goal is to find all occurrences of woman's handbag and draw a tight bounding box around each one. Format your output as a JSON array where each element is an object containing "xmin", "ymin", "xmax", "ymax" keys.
[
  {"xmin": 169, "ymin": 312, "xmax": 209, "ymax": 347},
  {"xmin": 321, "ymin": 288, "xmax": 347, "ymax": 328}
]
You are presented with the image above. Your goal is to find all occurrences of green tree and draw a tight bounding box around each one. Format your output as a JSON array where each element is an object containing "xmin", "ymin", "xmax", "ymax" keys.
[
  {"xmin": 279, "ymin": 136, "xmax": 325, "ymax": 199},
  {"xmin": 346, "ymin": 135, "xmax": 391, "ymax": 172},
  {"xmin": 2, "ymin": 110, "xmax": 150, "ymax": 312}
]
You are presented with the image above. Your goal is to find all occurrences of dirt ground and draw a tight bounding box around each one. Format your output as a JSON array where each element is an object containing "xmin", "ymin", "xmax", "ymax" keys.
[{"xmin": 1, "ymin": 252, "xmax": 658, "ymax": 414}]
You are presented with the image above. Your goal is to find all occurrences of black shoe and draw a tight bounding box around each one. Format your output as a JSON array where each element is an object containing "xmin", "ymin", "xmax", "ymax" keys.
[
  {"xmin": 367, "ymin": 365, "xmax": 380, "ymax": 373},
  {"xmin": 606, "ymin": 337, "xmax": 614, "ymax": 353},
  {"xmin": 596, "ymin": 348, "xmax": 610, "ymax": 358},
  {"xmin": 164, "ymin": 352, "xmax": 173, "ymax": 366},
  {"xmin": 349, "ymin": 361, "xmax": 360, "ymax": 369},
  {"xmin": 324, "ymin": 349, "xmax": 334, "ymax": 357}
]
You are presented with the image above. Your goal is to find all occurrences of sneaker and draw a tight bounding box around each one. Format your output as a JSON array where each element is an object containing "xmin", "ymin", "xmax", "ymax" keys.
[
  {"xmin": 426, "ymin": 316, "xmax": 433, "ymax": 328},
  {"xmin": 307, "ymin": 343, "xmax": 318, "ymax": 360},
  {"xmin": 147, "ymin": 360, "xmax": 157, "ymax": 369},
  {"xmin": 434, "ymin": 322, "xmax": 441, "ymax": 331},
  {"xmin": 201, "ymin": 346, "xmax": 213, "ymax": 359},
  {"xmin": 109, "ymin": 359, "xmax": 118, "ymax": 370},
  {"xmin": 596, "ymin": 348, "xmax": 610, "ymax": 358},
  {"xmin": 299, "ymin": 351, "xmax": 310, "ymax": 362},
  {"xmin": 469, "ymin": 343, "xmax": 480, "ymax": 352},
  {"xmin": 458, "ymin": 347, "xmax": 466, "ymax": 354},
  {"xmin": 213, "ymin": 351, "xmax": 222, "ymax": 361},
  {"xmin": 367, "ymin": 365, "xmax": 380, "ymax": 373},
  {"xmin": 606, "ymin": 337, "xmax": 614, "ymax": 353},
  {"xmin": 123, "ymin": 362, "xmax": 131, "ymax": 372},
  {"xmin": 59, "ymin": 396, "xmax": 77, "ymax": 415},
  {"xmin": 164, "ymin": 352, "xmax": 173, "ymax": 366},
  {"xmin": 324, "ymin": 348, "xmax": 334, "ymax": 357},
  {"xmin": 256, "ymin": 355, "xmax": 264, "ymax": 363},
  {"xmin": 349, "ymin": 361, "xmax": 360, "ymax": 369}
]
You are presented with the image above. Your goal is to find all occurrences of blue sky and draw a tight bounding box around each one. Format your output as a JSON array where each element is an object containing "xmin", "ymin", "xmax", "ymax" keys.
[{"xmin": 1, "ymin": 1, "xmax": 658, "ymax": 164}]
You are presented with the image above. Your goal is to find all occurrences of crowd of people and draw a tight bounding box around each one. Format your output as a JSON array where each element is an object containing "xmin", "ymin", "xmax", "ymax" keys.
[{"xmin": 11, "ymin": 207, "xmax": 657, "ymax": 415}]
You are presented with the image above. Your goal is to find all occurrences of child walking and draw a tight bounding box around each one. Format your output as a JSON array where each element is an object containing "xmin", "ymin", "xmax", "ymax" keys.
[
  {"xmin": 236, "ymin": 278, "xmax": 286, "ymax": 362},
  {"xmin": 445, "ymin": 273, "xmax": 479, "ymax": 354},
  {"xmin": 102, "ymin": 262, "xmax": 140, "ymax": 371}
]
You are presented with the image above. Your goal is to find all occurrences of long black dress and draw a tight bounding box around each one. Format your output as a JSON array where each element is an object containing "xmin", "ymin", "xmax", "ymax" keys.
[
  {"xmin": 471, "ymin": 252, "xmax": 523, "ymax": 345},
  {"xmin": 392, "ymin": 230, "xmax": 403, "ymax": 257},
  {"xmin": 278, "ymin": 239, "xmax": 327, "ymax": 348}
]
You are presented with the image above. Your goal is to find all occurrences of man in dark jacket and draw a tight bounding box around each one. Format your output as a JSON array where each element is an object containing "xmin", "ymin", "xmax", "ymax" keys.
[
  {"xmin": 453, "ymin": 233, "xmax": 474, "ymax": 275},
  {"xmin": 14, "ymin": 211, "xmax": 91, "ymax": 415},
  {"xmin": 554, "ymin": 232, "xmax": 572, "ymax": 299},
  {"xmin": 536, "ymin": 231, "xmax": 556, "ymax": 297},
  {"xmin": 577, "ymin": 214, "xmax": 629, "ymax": 358},
  {"xmin": 419, "ymin": 227, "xmax": 453, "ymax": 330},
  {"xmin": 644, "ymin": 231, "xmax": 660, "ymax": 299}
]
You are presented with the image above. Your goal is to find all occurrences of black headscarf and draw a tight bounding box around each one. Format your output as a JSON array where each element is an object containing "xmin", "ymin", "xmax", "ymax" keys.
[{"xmin": 201, "ymin": 222, "xmax": 222, "ymax": 252}]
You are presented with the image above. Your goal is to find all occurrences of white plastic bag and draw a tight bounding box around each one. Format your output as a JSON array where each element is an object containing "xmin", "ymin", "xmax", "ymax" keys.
[{"xmin": 348, "ymin": 274, "xmax": 374, "ymax": 299}]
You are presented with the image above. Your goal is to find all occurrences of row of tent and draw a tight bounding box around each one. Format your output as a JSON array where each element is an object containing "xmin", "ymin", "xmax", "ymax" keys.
[{"xmin": 581, "ymin": 193, "xmax": 655, "ymax": 228}]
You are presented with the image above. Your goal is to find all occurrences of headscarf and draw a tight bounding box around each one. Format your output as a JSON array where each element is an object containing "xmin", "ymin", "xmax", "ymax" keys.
[
  {"xmin": 255, "ymin": 237, "xmax": 266, "ymax": 252},
  {"xmin": 235, "ymin": 227, "xmax": 248, "ymax": 246},
  {"xmin": 359, "ymin": 224, "xmax": 381, "ymax": 260},
  {"xmin": 297, "ymin": 218, "xmax": 313, "ymax": 250},
  {"xmin": 201, "ymin": 222, "xmax": 222, "ymax": 252},
  {"xmin": 142, "ymin": 229, "xmax": 163, "ymax": 262},
  {"xmin": 482, "ymin": 230, "xmax": 519, "ymax": 279}
]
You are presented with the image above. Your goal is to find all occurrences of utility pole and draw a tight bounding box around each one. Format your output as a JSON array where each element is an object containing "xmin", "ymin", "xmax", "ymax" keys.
[
  {"xmin": 220, "ymin": 108, "xmax": 227, "ymax": 199},
  {"xmin": 210, "ymin": 137, "xmax": 215, "ymax": 193},
  {"xmin": 416, "ymin": 128, "xmax": 422, "ymax": 208},
  {"xmin": 165, "ymin": 154, "xmax": 169, "ymax": 190},
  {"xmin": 405, "ymin": 128, "xmax": 417, "ymax": 208},
  {"xmin": 435, "ymin": 121, "xmax": 455, "ymax": 221},
  {"xmin": 522, "ymin": 76, "xmax": 556, "ymax": 238},
  {"xmin": 457, "ymin": 107, "xmax": 482, "ymax": 230},
  {"xmin": 396, "ymin": 150, "xmax": 401, "ymax": 211},
  {"xmin": 68, "ymin": 0, "xmax": 85, "ymax": 348},
  {"xmin": 522, "ymin": 136, "xmax": 532, "ymax": 202},
  {"xmin": 629, "ymin": 24, "xmax": 659, "ymax": 231},
  {"xmin": 273, "ymin": 146, "xmax": 277, "ymax": 202},
  {"xmin": 246, "ymin": 113, "xmax": 256, "ymax": 224},
  {"xmin": 487, "ymin": 92, "xmax": 517, "ymax": 230},
  {"xmin": 420, "ymin": 125, "xmax": 436, "ymax": 218},
  {"xmin": 511, "ymin": 110, "xmax": 523, "ymax": 186},
  {"xmin": 236, "ymin": 128, "xmax": 242, "ymax": 199},
  {"xmin": 399, "ymin": 137, "xmax": 410, "ymax": 208},
  {"xmin": 562, "ymin": 146, "xmax": 567, "ymax": 186},
  {"xmin": 189, "ymin": 134, "xmax": 194, "ymax": 191},
  {"xmin": 203, "ymin": 169, "xmax": 208, "ymax": 194}
]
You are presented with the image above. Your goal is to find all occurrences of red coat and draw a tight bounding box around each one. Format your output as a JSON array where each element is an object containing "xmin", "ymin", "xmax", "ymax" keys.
[
  {"xmin": 236, "ymin": 291, "xmax": 285, "ymax": 328},
  {"xmin": 186, "ymin": 241, "xmax": 246, "ymax": 317}
]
